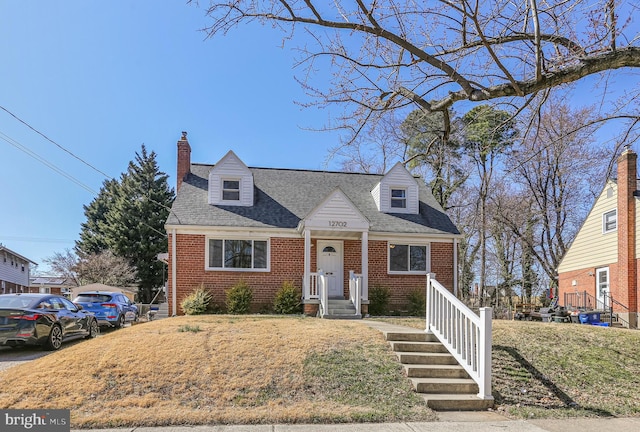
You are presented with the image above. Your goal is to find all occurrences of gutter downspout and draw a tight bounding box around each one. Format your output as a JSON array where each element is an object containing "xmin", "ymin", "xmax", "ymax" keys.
[{"xmin": 171, "ymin": 228, "xmax": 177, "ymax": 316}]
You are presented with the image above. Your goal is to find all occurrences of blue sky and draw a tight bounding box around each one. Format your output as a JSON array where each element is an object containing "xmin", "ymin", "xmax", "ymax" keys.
[
  {"xmin": 1, "ymin": 1, "xmax": 636, "ymax": 274},
  {"xmin": 0, "ymin": 1, "xmax": 341, "ymax": 271}
]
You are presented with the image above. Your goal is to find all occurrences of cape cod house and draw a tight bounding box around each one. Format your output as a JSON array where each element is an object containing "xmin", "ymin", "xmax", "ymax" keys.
[
  {"xmin": 165, "ymin": 132, "xmax": 462, "ymax": 317},
  {"xmin": 557, "ymin": 148, "xmax": 640, "ymax": 328}
]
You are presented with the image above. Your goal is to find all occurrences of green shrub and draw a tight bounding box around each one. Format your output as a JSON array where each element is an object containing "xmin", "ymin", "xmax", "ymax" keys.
[
  {"xmin": 180, "ymin": 285, "xmax": 212, "ymax": 315},
  {"xmin": 407, "ymin": 289, "xmax": 426, "ymax": 316},
  {"xmin": 225, "ymin": 280, "xmax": 253, "ymax": 314},
  {"xmin": 273, "ymin": 281, "xmax": 302, "ymax": 314},
  {"xmin": 368, "ymin": 285, "xmax": 390, "ymax": 316}
]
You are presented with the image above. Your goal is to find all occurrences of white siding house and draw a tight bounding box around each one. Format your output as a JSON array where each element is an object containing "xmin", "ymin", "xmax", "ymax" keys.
[{"xmin": 0, "ymin": 245, "xmax": 36, "ymax": 293}]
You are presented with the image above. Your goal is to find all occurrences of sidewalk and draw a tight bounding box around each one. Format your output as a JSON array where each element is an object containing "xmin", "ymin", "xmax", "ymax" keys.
[{"xmin": 71, "ymin": 414, "xmax": 640, "ymax": 432}]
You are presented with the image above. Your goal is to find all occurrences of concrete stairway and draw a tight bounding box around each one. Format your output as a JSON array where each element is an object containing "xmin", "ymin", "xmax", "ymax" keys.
[
  {"xmin": 323, "ymin": 299, "xmax": 361, "ymax": 319},
  {"xmin": 384, "ymin": 329, "xmax": 493, "ymax": 411}
]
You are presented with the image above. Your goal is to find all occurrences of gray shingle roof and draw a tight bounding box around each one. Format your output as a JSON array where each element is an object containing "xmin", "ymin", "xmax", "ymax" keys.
[{"xmin": 166, "ymin": 164, "xmax": 460, "ymax": 236}]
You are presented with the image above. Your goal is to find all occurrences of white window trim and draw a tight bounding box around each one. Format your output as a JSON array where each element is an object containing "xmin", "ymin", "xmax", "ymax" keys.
[
  {"xmin": 387, "ymin": 242, "xmax": 430, "ymax": 275},
  {"xmin": 205, "ymin": 236, "xmax": 270, "ymax": 272},
  {"xmin": 221, "ymin": 178, "xmax": 241, "ymax": 203},
  {"xmin": 602, "ymin": 209, "xmax": 617, "ymax": 234},
  {"xmin": 390, "ymin": 187, "xmax": 408, "ymax": 210}
]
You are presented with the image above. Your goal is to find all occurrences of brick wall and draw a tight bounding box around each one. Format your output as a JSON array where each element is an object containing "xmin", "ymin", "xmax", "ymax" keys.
[
  {"xmin": 617, "ymin": 149, "xmax": 638, "ymax": 326},
  {"xmin": 168, "ymin": 234, "xmax": 456, "ymax": 315}
]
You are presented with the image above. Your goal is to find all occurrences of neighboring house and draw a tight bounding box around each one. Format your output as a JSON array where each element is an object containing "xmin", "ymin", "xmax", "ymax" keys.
[
  {"xmin": 557, "ymin": 148, "xmax": 640, "ymax": 329},
  {"xmin": 165, "ymin": 132, "xmax": 462, "ymax": 316},
  {"xmin": 29, "ymin": 276, "xmax": 76, "ymax": 296},
  {"xmin": 0, "ymin": 244, "xmax": 36, "ymax": 294}
]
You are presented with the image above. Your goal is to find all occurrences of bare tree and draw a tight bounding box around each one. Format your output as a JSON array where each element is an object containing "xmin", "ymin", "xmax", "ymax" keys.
[
  {"xmin": 496, "ymin": 100, "xmax": 609, "ymax": 285},
  {"xmin": 76, "ymin": 250, "xmax": 137, "ymax": 287},
  {"xmin": 194, "ymin": 1, "xmax": 640, "ymax": 140},
  {"xmin": 43, "ymin": 249, "xmax": 80, "ymax": 286}
]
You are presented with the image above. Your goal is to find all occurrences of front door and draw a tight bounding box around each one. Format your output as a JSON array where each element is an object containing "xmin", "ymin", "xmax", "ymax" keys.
[
  {"xmin": 317, "ymin": 240, "xmax": 344, "ymax": 298},
  {"xmin": 596, "ymin": 267, "xmax": 609, "ymax": 310}
]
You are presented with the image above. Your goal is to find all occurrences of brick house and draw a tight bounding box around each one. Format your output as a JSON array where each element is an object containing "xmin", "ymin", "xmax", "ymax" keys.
[
  {"xmin": 165, "ymin": 132, "xmax": 462, "ymax": 316},
  {"xmin": 0, "ymin": 244, "xmax": 36, "ymax": 294},
  {"xmin": 557, "ymin": 148, "xmax": 640, "ymax": 328}
]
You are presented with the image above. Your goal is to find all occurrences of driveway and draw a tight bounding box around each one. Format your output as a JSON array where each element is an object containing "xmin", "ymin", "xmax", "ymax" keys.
[
  {"xmin": 0, "ymin": 327, "xmax": 116, "ymax": 373},
  {"xmin": 0, "ymin": 345, "xmax": 52, "ymax": 372}
]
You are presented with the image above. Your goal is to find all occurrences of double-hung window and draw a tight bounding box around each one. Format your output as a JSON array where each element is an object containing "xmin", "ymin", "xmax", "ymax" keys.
[
  {"xmin": 389, "ymin": 243, "xmax": 428, "ymax": 273},
  {"xmin": 222, "ymin": 180, "xmax": 240, "ymax": 201},
  {"xmin": 208, "ymin": 239, "xmax": 268, "ymax": 270},
  {"xmin": 602, "ymin": 210, "xmax": 617, "ymax": 233},
  {"xmin": 390, "ymin": 188, "xmax": 407, "ymax": 209}
]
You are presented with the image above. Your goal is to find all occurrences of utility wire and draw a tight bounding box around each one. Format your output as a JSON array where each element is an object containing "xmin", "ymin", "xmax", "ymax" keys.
[
  {"xmin": 0, "ymin": 131, "xmax": 97, "ymax": 194},
  {"xmin": 0, "ymin": 105, "xmax": 112, "ymax": 179},
  {"xmin": 1, "ymin": 105, "xmax": 176, "ymax": 236}
]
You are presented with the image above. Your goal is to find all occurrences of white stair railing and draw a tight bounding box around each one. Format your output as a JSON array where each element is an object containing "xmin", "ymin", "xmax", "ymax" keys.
[
  {"xmin": 426, "ymin": 273, "xmax": 493, "ymax": 400},
  {"xmin": 318, "ymin": 270, "xmax": 328, "ymax": 318},
  {"xmin": 348, "ymin": 270, "xmax": 362, "ymax": 316}
]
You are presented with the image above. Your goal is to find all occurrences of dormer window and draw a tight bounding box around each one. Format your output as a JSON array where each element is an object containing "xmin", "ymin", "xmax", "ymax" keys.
[
  {"xmin": 391, "ymin": 188, "xmax": 407, "ymax": 209},
  {"xmin": 222, "ymin": 180, "xmax": 240, "ymax": 201},
  {"xmin": 208, "ymin": 150, "xmax": 254, "ymax": 207}
]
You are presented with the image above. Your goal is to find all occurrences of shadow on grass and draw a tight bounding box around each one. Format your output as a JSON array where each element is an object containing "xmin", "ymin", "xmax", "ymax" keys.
[{"xmin": 493, "ymin": 345, "xmax": 614, "ymax": 417}]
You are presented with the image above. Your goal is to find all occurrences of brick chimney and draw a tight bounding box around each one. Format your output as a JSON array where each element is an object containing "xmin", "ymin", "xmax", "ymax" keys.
[
  {"xmin": 176, "ymin": 131, "xmax": 191, "ymax": 192},
  {"xmin": 617, "ymin": 147, "xmax": 638, "ymax": 328}
]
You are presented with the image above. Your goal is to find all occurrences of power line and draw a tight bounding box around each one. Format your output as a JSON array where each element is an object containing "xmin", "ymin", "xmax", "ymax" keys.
[
  {"xmin": 0, "ymin": 105, "xmax": 112, "ymax": 179},
  {"xmin": 0, "ymin": 131, "xmax": 98, "ymax": 194},
  {"xmin": 0, "ymin": 235, "xmax": 75, "ymax": 244},
  {"xmin": 1, "ymin": 106, "xmax": 173, "ymax": 237}
]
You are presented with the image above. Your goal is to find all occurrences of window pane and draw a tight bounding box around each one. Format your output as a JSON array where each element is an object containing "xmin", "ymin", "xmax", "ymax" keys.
[
  {"xmin": 410, "ymin": 246, "xmax": 427, "ymax": 271},
  {"xmin": 209, "ymin": 239, "xmax": 222, "ymax": 268},
  {"xmin": 223, "ymin": 190, "xmax": 240, "ymax": 200},
  {"xmin": 225, "ymin": 240, "xmax": 252, "ymax": 268},
  {"xmin": 223, "ymin": 180, "xmax": 240, "ymax": 201},
  {"xmin": 604, "ymin": 210, "xmax": 617, "ymax": 232},
  {"xmin": 223, "ymin": 180, "xmax": 239, "ymax": 189},
  {"xmin": 254, "ymin": 241, "xmax": 267, "ymax": 268},
  {"xmin": 390, "ymin": 244, "xmax": 408, "ymax": 271},
  {"xmin": 391, "ymin": 189, "xmax": 406, "ymax": 208}
]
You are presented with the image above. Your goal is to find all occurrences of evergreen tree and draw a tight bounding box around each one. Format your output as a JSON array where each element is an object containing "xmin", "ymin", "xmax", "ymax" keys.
[
  {"xmin": 76, "ymin": 145, "xmax": 174, "ymax": 302},
  {"xmin": 462, "ymin": 105, "xmax": 517, "ymax": 306},
  {"xmin": 76, "ymin": 179, "xmax": 120, "ymax": 255},
  {"xmin": 106, "ymin": 145, "xmax": 174, "ymax": 302},
  {"xmin": 401, "ymin": 109, "xmax": 467, "ymax": 210}
]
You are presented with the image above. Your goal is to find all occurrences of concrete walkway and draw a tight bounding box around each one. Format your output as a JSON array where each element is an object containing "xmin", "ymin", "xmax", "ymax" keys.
[{"xmin": 71, "ymin": 415, "xmax": 640, "ymax": 432}]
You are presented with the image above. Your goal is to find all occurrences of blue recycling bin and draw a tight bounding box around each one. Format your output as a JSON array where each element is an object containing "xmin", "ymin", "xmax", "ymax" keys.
[{"xmin": 578, "ymin": 312, "xmax": 601, "ymax": 324}]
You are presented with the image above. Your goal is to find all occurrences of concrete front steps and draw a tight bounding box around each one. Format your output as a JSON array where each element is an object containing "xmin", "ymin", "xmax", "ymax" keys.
[
  {"xmin": 384, "ymin": 329, "xmax": 493, "ymax": 411},
  {"xmin": 323, "ymin": 299, "xmax": 362, "ymax": 319}
]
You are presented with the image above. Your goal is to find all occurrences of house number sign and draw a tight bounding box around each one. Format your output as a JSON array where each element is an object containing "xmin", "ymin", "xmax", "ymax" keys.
[{"xmin": 329, "ymin": 220, "xmax": 347, "ymax": 227}]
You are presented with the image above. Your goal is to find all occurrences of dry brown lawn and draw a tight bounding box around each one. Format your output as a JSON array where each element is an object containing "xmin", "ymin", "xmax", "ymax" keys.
[{"xmin": 0, "ymin": 316, "xmax": 432, "ymax": 428}]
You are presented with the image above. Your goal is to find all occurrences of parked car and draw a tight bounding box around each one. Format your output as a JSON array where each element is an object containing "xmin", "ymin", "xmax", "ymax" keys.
[
  {"xmin": 72, "ymin": 291, "xmax": 138, "ymax": 328},
  {"xmin": 0, "ymin": 293, "xmax": 99, "ymax": 350}
]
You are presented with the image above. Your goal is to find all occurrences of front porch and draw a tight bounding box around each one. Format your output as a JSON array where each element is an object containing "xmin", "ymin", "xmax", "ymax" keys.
[{"xmin": 304, "ymin": 270, "xmax": 365, "ymax": 318}]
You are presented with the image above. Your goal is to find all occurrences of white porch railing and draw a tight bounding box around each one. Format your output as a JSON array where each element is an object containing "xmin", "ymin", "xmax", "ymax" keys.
[
  {"xmin": 348, "ymin": 270, "xmax": 362, "ymax": 316},
  {"xmin": 306, "ymin": 273, "xmax": 319, "ymax": 300},
  {"xmin": 318, "ymin": 271, "xmax": 328, "ymax": 318},
  {"xmin": 426, "ymin": 273, "xmax": 493, "ymax": 400}
]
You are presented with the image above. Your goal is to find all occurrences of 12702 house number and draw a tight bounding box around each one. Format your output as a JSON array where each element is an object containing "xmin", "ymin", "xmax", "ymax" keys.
[{"xmin": 329, "ymin": 220, "xmax": 347, "ymax": 227}]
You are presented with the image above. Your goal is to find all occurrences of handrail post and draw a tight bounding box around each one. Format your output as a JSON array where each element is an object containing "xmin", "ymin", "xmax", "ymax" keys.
[
  {"xmin": 478, "ymin": 307, "xmax": 493, "ymax": 399},
  {"xmin": 425, "ymin": 272, "xmax": 435, "ymax": 334}
]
